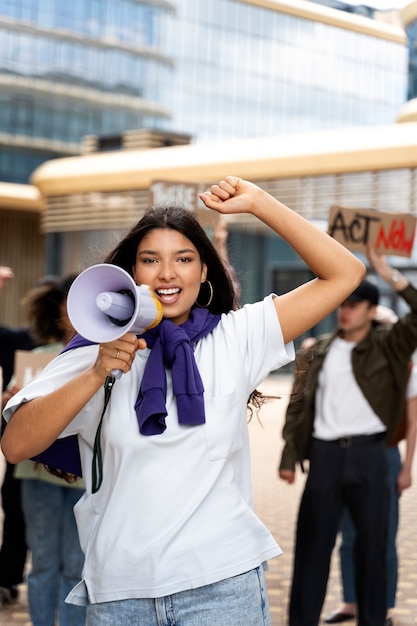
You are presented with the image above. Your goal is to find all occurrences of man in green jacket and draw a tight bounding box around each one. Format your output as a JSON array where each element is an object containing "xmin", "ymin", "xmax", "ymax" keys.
[{"xmin": 279, "ymin": 251, "xmax": 417, "ymax": 626}]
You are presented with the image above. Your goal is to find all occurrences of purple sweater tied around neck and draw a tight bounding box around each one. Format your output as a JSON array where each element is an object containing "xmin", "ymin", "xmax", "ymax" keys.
[{"xmin": 31, "ymin": 307, "xmax": 222, "ymax": 478}]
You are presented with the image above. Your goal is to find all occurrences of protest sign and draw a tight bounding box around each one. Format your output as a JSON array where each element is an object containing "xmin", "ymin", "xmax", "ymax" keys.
[
  {"xmin": 328, "ymin": 206, "xmax": 417, "ymax": 258},
  {"xmin": 14, "ymin": 350, "xmax": 58, "ymax": 387},
  {"xmin": 149, "ymin": 180, "xmax": 219, "ymax": 228}
]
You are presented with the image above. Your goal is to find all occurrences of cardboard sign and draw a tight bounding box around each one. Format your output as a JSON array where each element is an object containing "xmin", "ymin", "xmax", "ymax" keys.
[
  {"xmin": 328, "ymin": 206, "xmax": 417, "ymax": 258},
  {"xmin": 149, "ymin": 180, "xmax": 219, "ymax": 228},
  {"xmin": 14, "ymin": 351, "xmax": 58, "ymax": 388}
]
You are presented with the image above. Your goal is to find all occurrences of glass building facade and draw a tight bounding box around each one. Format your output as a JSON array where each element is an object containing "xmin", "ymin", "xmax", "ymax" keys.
[
  {"xmin": 167, "ymin": 0, "xmax": 407, "ymax": 141},
  {"xmin": 405, "ymin": 16, "xmax": 417, "ymax": 99},
  {"xmin": 0, "ymin": 0, "xmax": 174, "ymax": 182},
  {"xmin": 311, "ymin": 0, "xmax": 375, "ymax": 17},
  {"xmin": 0, "ymin": 0, "xmax": 409, "ymax": 182}
]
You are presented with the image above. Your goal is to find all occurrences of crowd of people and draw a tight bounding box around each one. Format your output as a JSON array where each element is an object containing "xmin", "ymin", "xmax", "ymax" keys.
[
  {"xmin": 0, "ymin": 267, "xmax": 86, "ymax": 625},
  {"xmin": 0, "ymin": 175, "xmax": 415, "ymax": 626}
]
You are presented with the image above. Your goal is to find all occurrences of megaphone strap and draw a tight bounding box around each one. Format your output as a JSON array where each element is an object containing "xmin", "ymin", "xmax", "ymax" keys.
[{"xmin": 92, "ymin": 375, "xmax": 115, "ymax": 494}]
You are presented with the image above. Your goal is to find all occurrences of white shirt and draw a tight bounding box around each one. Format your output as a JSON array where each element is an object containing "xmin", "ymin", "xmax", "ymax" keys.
[
  {"xmin": 4, "ymin": 295, "xmax": 294, "ymax": 604},
  {"xmin": 406, "ymin": 364, "xmax": 417, "ymax": 400},
  {"xmin": 313, "ymin": 336, "xmax": 386, "ymax": 440}
]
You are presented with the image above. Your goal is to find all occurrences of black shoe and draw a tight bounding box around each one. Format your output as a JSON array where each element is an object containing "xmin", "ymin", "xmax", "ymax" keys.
[
  {"xmin": 0, "ymin": 586, "xmax": 18, "ymax": 609},
  {"xmin": 324, "ymin": 610, "xmax": 356, "ymax": 624}
]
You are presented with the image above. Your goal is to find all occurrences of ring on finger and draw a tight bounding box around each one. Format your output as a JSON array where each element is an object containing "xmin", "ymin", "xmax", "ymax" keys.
[{"xmin": 115, "ymin": 350, "xmax": 120, "ymax": 359}]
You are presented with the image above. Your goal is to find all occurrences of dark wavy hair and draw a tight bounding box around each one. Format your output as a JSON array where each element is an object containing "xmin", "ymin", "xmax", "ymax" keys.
[
  {"xmin": 21, "ymin": 277, "xmax": 77, "ymax": 345},
  {"xmin": 103, "ymin": 205, "xmax": 240, "ymax": 313},
  {"xmin": 104, "ymin": 205, "xmax": 276, "ymax": 417}
]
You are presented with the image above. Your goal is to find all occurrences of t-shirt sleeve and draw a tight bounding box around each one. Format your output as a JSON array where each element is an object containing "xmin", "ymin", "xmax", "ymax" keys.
[
  {"xmin": 219, "ymin": 294, "xmax": 295, "ymax": 392},
  {"xmin": 3, "ymin": 346, "xmax": 102, "ymax": 441}
]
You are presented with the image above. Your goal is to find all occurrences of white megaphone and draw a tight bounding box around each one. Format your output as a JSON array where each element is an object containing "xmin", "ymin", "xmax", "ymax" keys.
[{"xmin": 67, "ymin": 264, "xmax": 163, "ymax": 378}]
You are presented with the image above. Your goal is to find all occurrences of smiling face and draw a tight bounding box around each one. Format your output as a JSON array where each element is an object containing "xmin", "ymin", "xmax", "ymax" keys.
[{"xmin": 132, "ymin": 227, "xmax": 207, "ymax": 325}]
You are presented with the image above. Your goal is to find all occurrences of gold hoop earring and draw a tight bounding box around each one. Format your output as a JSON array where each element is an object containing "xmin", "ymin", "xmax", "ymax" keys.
[{"xmin": 196, "ymin": 280, "xmax": 214, "ymax": 308}]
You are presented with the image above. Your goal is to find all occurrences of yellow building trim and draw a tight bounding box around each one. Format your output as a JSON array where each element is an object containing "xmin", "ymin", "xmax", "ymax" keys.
[
  {"xmin": 0, "ymin": 182, "xmax": 43, "ymax": 211},
  {"xmin": 400, "ymin": 0, "xmax": 417, "ymax": 28},
  {"xmin": 397, "ymin": 97, "xmax": 417, "ymax": 123},
  {"xmin": 239, "ymin": 0, "xmax": 406, "ymax": 43},
  {"xmin": 31, "ymin": 122, "xmax": 417, "ymax": 197}
]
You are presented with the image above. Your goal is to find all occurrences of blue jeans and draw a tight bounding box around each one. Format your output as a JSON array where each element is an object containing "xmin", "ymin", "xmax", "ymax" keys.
[
  {"xmin": 339, "ymin": 445, "xmax": 401, "ymax": 609},
  {"xmin": 21, "ymin": 479, "xmax": 86, "ymax": 626},
  {"xmin": 86, "ymin": 565, "xmax": 271, "ymax": 626}
]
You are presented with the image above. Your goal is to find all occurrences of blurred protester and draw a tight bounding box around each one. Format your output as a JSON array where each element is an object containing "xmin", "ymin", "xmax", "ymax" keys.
[
  {"xmin": 0, "ymin": 266, "xmax": 34, "ymax": 608},
  {"xmin": 278, "ymin": 250, "xmax": 417, "ymax": 626},
  {"xmin": 213, "ymin": 219, "xmax": 241, "ymax": 305},
  {"xmin": 325, "ymin": 306, "xmax": 417, "ymax": 626},
  {"xmin": 13, "ymin": 275, "xmax": 86, "ymax": 626}
]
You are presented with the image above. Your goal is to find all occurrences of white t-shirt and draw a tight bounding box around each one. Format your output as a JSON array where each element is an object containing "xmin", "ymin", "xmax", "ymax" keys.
[
  {"xmin": 406, "ymin": 364, "xmax": 417, "ymax": 400},
  {"xmin": 4, "ymin": 296, "xmax": 294, "ymax": 605},
  {"xmin": 313, "ymin": 336, "xmax": 386, "ymax": 440}
]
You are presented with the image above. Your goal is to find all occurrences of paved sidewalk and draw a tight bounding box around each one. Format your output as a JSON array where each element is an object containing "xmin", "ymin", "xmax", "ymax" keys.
[{"xmin": 1, "ymin": 373, "xmax": 417, "ymax": 625}]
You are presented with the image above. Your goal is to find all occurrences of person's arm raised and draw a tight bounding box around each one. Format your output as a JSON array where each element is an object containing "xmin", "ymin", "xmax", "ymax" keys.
[
  {"xmin": 200, "ymin": 177, "xmax": 365, "ymax": 343},
  {"xmin": 0, "ymin": 266, "xmax": 14, "ymax": 290},
  {"xmin": 366, "ymin": 247, "xmax": 410, "ymax": 292}
]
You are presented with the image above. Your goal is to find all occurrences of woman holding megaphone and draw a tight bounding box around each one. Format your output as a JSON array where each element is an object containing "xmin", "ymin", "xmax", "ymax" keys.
[{"xmin": 1, "ymin": 177, "xmax": 364, "ymax": 626}]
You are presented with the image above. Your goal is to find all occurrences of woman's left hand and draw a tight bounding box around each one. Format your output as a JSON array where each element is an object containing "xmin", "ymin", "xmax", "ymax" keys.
[
  {"xmin": 199, "ymin": 176, "xmax": 263, "ymax": 215},
  {"xmin": 95, "ymin": 334, "xmax": 147, "ymax": 380}
]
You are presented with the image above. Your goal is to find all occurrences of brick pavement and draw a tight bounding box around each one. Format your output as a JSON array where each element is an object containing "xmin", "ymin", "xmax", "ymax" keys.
[{"xmin": 1, "ymin": 373, "xmax": 417, "ymax": 625}]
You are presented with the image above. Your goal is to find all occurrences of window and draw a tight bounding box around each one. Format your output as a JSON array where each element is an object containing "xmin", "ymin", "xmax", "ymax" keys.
[{"xmin": 11, "ymin": 97, "xmax": 34, "ymax": 133}]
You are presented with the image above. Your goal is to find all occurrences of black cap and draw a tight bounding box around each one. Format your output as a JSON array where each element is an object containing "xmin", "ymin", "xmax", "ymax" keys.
[{"xmin": 346, "ymin": 279, "xmax": 379, "ymax": 306}]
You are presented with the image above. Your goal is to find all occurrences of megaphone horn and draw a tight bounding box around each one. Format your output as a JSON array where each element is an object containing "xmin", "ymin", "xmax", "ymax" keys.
[{"xmin": 67, "ymin": 263, "xmax": 163, "ymax": 345}]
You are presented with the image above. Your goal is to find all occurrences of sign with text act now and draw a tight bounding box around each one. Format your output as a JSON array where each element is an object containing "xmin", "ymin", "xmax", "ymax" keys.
[{"xmin": 328, "ymin": 206, "xmax": 417, "ymax": 258}]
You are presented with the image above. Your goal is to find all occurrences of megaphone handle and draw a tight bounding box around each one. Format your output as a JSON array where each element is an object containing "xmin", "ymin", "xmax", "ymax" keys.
[{"xmin": 111, "ymin": 369, "xmax": 122, "ymax": 379}]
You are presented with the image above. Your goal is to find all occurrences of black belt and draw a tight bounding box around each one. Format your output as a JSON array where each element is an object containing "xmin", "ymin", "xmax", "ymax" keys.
[{"xmin": 315, "ymin": 432, "xmax": 385, "ymax": 448}]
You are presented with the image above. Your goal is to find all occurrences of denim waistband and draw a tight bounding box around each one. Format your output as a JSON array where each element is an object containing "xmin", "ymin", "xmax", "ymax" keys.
[{"xmin": 314, "ymin": 432, "xmax": 386, "ymax": 448}]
